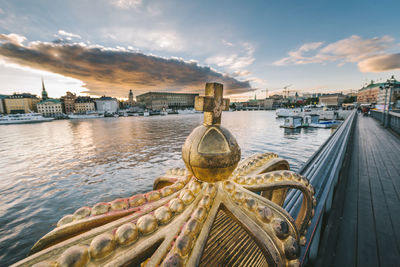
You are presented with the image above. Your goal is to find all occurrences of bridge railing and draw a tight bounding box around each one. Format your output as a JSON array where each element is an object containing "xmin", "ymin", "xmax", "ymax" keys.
[
  {"xmin": 370, "ymin": 109, "xmax": 400, "ymax": 135},
  {"xmin": 283, "ymin": 110, "xmax": 357, "ymax": 264}
]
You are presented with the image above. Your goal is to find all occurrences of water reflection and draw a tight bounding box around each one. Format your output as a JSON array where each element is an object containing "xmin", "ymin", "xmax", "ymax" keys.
[
  {"xmin": 283, "ymin": 128, "xmax": 302, "ymax": 136},
  {"xmin": 0, "ymin": 111, "xmax": 331, "ymax": 265}
]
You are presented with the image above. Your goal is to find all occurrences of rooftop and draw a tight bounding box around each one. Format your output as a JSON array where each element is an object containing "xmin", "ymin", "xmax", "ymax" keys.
[
  {"xmin": 38, "ymin": 99, "xmax": 61, "ymax": 104},
  {"xmin": 97, "ymin": 96, "xmax": 116, "ymax": 101},
  {"xmin": 137, "ymin": 91, "xmax": 199, "ymax": 97}
]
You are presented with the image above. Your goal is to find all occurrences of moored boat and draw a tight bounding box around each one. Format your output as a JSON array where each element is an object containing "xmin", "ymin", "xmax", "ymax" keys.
[
  {"xmin": 0, "ymin": 113, "xmax": 54, "ymax": 125},
  {"xmin": 280, "ymin": 116, "xmax": 303, "ymax": 129},
  {"xmin": 68, "ymin": 112, "xmax": 104, "ymax": 119},
  {"xmin": 310, "ymin": 120, "xmax": 341, "ymax": 128}
]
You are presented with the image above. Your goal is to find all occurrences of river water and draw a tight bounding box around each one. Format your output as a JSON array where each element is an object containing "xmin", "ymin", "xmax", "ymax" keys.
[{"xmin": 0, "ymin": 111, "xmax": 332, "ymax": 265}]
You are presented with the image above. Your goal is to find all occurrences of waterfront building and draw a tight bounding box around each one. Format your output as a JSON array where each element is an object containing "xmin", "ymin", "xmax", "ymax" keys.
[
  {"xmin": 270, "ymin": 94, "xmax": 288, "ymax": 109},
  {"xmin": 95, "ymin": 96, "xmax": 119, "ymax": 113},
  {"xmin": 136, "ymin": 92, "xmax": 199, "ymax": 110},
  {"xmin": 0, "ymin": 95, "xmax": 8, "ymax": 114},
  {"xmin": 357, "ymin": 81, "xmax": 382, "ymax": 104},
  {"xmin": 4, "ymin": 93, "xmax": 39, "ymax": 114},
  {"xmin": 240, "ymin": 98, "xmax": 273, "ymax": 109},
  {"xmin": 60, "ymin": 92, "xmax": 77, "ymax": 114},
  {"xmin": 41, "ymin": 78, "xmax": 48, "ymax": 100},
  {"xmin": 319, "ymin": 93, "xmax": 346, "ymax": 107},
  {"xmin": 376, "ymin": 77, "xmax": 400, "ymax": 108},
  {"xmin": 74, "ymin": 96, "xmax": 95, "ymax": 113},
  {"xmin": 37, "ymin": 99, "xmax": 62, "ymax": 117}
]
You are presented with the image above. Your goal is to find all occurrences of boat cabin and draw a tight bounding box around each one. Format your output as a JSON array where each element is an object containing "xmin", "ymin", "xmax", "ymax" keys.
[
  {"xmin": 282, "ymin": 116, "xmax": 303, "ymax": 129},
  {"xmin": 303, "ymin": 114, "xmax": 320, "ymax": 126}
]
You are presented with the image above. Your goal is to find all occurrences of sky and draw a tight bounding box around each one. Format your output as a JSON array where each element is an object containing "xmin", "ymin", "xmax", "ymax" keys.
[{"xmin": 0, "ymin": 0, "xmax": 399, "ymax": 99}]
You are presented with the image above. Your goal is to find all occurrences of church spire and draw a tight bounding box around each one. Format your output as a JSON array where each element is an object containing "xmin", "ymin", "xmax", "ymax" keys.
[
  {"xmin": 41, "ymin": 77, "xmax": 48, "ymax": 100},
  {"xmin": 128, "ymin": 89, "xmax": 134, "ymax": 104}
]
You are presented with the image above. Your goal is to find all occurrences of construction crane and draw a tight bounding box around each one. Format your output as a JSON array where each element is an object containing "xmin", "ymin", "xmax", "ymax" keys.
[
  {"xmin": 283, "ymin": 85, "xmax": 292, "ymax": 99},
  {"xmin": 259, "ymin": 89, "xmax": 269, "ymax": 99}
]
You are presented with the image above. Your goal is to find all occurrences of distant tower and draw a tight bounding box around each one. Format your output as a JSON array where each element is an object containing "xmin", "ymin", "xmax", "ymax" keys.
[
  {"xmin": 265, "ymin": 89, "xmax": 269, "ymax": 99},
  {"xmin": 41, "ymin": 78, "xmax": 48, "ymax": 100},
  {"xmin": 128, "ymin": 89, "xmax": 134, "ymax": 104}
]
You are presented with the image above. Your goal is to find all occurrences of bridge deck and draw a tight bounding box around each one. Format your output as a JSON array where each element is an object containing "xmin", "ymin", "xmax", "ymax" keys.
[{"xmin": 316, "ymin": 115, "xmax": 400, "ymax": 267}]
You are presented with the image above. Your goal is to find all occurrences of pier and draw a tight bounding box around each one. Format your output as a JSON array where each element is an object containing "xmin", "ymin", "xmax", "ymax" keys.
[{"xmin": 315, "ymin": 115, "xmax": 400, "ymax": 266}]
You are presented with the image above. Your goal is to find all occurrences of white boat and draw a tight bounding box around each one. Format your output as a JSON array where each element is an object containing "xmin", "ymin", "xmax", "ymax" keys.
[
  {"xmin": 177, "ymin": 109, "xmax": 199, "ymax": 114},
  {"xmin": 143, "ymin": 111, "xmax": 150, "ymax": 117},
  {"xmin": 309, "ymin": 121, "xmax": 341, "ymax": 128},
  {"xmin": 303, "ymin": 114, "xmax": 320, "ymax": 127},
  {"xmin": 0, "ymin": 113, "xmax": 54, "ymax": 125},
  {"xmin": 68, "ymin": 112, "xmax": 104, "ymax": 119},
  {"xmin": 276, "ymin": 107, "xmax": 321, "ymax": 118},
  {"xmin": 276, "ymin": 108, "xmax": 302, "ymax": 117}
]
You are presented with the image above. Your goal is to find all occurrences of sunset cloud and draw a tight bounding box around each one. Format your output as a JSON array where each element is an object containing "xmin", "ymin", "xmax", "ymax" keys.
[
  {"xmin": 358, "ymin": 53, "xmax": 400, "ymax": 72},
  {"xmin": 205, "ymin": 43, "xmax": 255, "ymax": 71},
  {"xmin": 0, "ymin": 34, "xmax": 251, "ymax": 97},
  {"xmin": 0, "ymin": 33, "xmax": 26, "ymax": 45},
  {"xmin": 58, "ymin": 30, "xmax": 81, "ymax": 39},
  {"xmin": 274, "ymin": 35, "xmax": 397, "ymax": 72}
]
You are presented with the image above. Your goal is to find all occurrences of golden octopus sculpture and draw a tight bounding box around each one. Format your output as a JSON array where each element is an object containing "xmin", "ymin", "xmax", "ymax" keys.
[{"xmin": 13, "ymin": 83, "xmax": 315, "ymax": 267}]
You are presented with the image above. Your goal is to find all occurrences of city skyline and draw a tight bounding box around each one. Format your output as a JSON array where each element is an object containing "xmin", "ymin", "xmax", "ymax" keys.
[{"xmin": 0, "ymin": 0, "xmax": 399, "ymax": 99}]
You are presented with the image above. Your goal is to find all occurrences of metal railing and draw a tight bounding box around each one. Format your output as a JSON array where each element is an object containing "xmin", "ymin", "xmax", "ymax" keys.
[
  {"xmin": 283, "ymin": 110, "xmax": 357, "ymax": 264},
  {"xmin": 370, "ymin": 109, "xmax": 400, "ymax": 135}
]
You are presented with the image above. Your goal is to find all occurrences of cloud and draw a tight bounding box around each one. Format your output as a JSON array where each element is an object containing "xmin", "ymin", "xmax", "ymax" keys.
[
  {"xmin": 110, "ymin": 0, "xmax": 142, "ymax": 9},
  {"xmin": 274, "ymin": 42, "xmax": 323, "ymax": 65},
  {"xmin": 0, "ymin": 34, "xmax": 251, "ymax": 97},
  {"xmin": 58, "ymin": 30, "xmax": 81, "ymax": 39},
  {"xmin": 358, "ymin": 53, "xmax": 400, "ymax": 72},
  {"xmin": 0, "ymin": 33, "xmax": 26, "ymax": 45},
  {"xmin": 274, "ymin": 35, "xmax": 397, "ymax": 71},
  {"xmin": 103, "ymin": 27, "xmax": 185, "ymax": 52},
  {"xmin": 205, "ymin": 43, "xmax": 255, "ymax": 71}
]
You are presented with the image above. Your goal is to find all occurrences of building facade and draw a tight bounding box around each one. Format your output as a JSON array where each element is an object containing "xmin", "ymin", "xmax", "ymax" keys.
[
  {"xmin": 0, "ymin": 95, "xmax": 8, "ymax": 114},
  {"xmin": 136, "ymin": 92, "xmax": 199, "ymax": 110},
  {"xmin": 376, "ymin": 79, "xmax": 400, "ymax": 107},
  {"xmin": 74, "ymin": 96, "xmax": 95, "ymax": 113},
  {"xmin": 4, "ymin": 93, "xmax": 39, "ymax": 114},
  {"xmin": 60, "ymin": 92, "xmax": 77, "ymax": 114},
  {"xmin": 37, "ymin": 99, "xmax": 62, "ymax": 116},
  {"xmin": 95, "ymin": 96, "xmax": 119, "ymax": 113},
  {"xmin": 357, "ymin": 82, "xmax": 382, "ymax": 104},
  {"xmin": 319, "ymin": 93, "xmax": 346, "ymax": 107}
]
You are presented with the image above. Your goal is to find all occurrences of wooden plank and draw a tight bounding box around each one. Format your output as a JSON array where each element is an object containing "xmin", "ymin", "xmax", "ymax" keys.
[
  {"xmin": 356, "ymin": 118, "xmax": 379, "ymax": 267},
  {"xmin": 317, "ymin": 115, "xmax": 400, "ymax": 266},
  {"xmin": 366, "ymin": 120, "xmax": 400, "ymax": 260},
  {"xmin": 363, "ymin": 126, "xmax": 400, "ymax": 266},
  {"xmin": 333, "ymin": 127, "xmax": 359, "ymax": 267}
]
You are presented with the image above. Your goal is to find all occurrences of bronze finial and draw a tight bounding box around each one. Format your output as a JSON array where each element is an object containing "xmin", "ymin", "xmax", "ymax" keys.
[
  {"xmin": 194, "ymin": 82, "xmax": 230, "ymax": 125},
  {"xmin": 14, "ymin": 83, "xmax": 315, "ymax": 267},
  {"xmin": 183, "ymin": 83, "xmax": 239, "ymax": 182}
]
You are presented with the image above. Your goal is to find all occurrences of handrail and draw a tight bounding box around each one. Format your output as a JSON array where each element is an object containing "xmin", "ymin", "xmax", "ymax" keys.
[
  {"xmin": 284, "ymin": 110, "xmax": 357, "ymax": 264},
  {"xmin": 370, "ymin": 109, "xmax": 400, "ymax": 135}
]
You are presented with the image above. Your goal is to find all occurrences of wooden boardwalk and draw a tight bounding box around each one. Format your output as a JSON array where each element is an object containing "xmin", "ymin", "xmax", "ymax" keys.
[{"xmin": 316, "ymin": 114, "xmax": 400, "ymax": 267}]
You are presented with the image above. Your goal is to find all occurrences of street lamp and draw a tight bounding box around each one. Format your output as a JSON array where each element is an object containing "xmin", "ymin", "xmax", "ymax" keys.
[
  {"xmin": 379, "ymin": 85, "xmax": 388, "ymax": 126},
  {"xmin": 382, "ymin": 76, "xmax": 396, "ymax": 128}
]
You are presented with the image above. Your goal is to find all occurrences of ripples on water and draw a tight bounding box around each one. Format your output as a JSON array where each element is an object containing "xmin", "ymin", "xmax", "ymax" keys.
[{"xmin": 0, "ymin": 111, "xmax": 332, "ymax": 265}]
